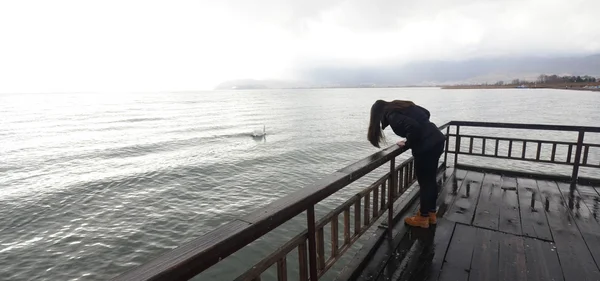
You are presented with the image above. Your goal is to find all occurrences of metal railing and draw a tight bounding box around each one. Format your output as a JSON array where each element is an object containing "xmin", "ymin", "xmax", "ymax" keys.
[{"xmin": 111, "ymin": 121, "xmax": 600, "ymax": 281}]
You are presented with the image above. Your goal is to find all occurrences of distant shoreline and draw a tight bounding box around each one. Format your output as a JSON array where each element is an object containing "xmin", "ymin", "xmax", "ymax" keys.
[
  {"xmin": 441, "ymin": 83, "xmax": 600, "ymax": 92},
  {"xmin": 219, "ymin": 85, "xmax": 600, "ymax": 92}
]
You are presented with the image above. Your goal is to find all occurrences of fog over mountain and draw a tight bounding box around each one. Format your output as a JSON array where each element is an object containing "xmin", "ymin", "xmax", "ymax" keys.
[{"xmin": 218, "ymin": 54, "xmax": 600, "ymax": 89}]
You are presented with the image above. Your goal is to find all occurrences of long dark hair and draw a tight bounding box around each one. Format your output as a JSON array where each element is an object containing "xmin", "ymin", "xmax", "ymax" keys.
[{"xmin": 367, "ymin": 100, "xmax": 415, "ymax": 148}]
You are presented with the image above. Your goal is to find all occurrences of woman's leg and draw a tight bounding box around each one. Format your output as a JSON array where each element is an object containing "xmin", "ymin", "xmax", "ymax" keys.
[
  {"xmin": 424, "ymin": 143, "xmax": 444, "ymax": 213},
  {"xmin": 416, "ymin": 153, "xmax": 439, "ymax": 214},
  {"xmin": 406, "ymin": 143, "xmax": 444, "ymax": 228},
  {"xmin": 414, "ymin": 156, "xmax": 432, "ymax": 215}
]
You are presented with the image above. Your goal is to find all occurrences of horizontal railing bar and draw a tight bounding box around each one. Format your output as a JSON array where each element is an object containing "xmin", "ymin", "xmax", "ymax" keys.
[
  {"xmin": 438, "ymin": 122, "xmax": 451, "ymax": 131},
  {"xmin": 447, "ymin": 134, "xmax": 578, "ymax": 146},
  {"xmin": 448, "ymin": 121, "xmax": 600, "ymax": 133},
  {"xmin": 449, "ymin": 151, "xmax": 574, "ymax": 165}
]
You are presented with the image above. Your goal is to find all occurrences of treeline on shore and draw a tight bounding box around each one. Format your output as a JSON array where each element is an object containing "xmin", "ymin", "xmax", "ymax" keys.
[{"xmin": 442, "ymin": 74, "xmax": 600, "ymax": 90}]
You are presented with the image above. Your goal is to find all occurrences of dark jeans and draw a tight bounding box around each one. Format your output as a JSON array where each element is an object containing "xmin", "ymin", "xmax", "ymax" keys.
[{"xmin": 414, "ymin": 141, "xmax": 444, "ymax": 215}]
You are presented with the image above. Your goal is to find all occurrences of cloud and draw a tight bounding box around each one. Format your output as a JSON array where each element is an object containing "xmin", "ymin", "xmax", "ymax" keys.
[{"xmin": 0, "ymin": 0, "xmax": 599, "ymax": 93}]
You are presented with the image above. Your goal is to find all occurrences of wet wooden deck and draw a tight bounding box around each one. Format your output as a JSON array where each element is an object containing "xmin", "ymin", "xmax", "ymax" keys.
[{"xmin": 361, "ymin": 168, "xmax": 600, "ymax": 281}]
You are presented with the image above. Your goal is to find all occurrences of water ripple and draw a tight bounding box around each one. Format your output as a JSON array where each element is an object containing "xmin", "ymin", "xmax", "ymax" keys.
[{"xmin": 1, "ymin": 89, "xmax": 600, "ymax": 281}]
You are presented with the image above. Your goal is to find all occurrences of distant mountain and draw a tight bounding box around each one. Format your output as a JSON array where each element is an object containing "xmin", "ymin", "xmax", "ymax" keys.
[
  {"xmin": 215, "ymin": 79, "xmax": 310, "ymax": 90},
  {"xmin": 214, "ymin": 80, "xmax": 267, "ymax": 90},
  {"xmin": 300, "ymin": 54, "xmax": 600, "ymax": 86},
  {"xmin": 216, "ymin": 54, "xmax": 600, "ymax": 89}
]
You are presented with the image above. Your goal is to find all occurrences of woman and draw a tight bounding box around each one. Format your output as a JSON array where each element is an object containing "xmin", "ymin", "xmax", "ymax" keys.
[{"xmin": 367, "ymin": 100, "xmax": 445, "ymax": 228}]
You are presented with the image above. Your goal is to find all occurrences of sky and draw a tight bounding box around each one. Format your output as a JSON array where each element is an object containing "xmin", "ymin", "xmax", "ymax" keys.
[{"xmin": 0, "ymin": 0, "xmax": 599, "ymax": 93}]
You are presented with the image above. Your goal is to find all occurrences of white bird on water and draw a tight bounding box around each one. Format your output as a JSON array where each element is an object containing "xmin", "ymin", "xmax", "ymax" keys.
[{"xmin": 252, "ymin": 125, "xmax": 266, "ymax": 137}]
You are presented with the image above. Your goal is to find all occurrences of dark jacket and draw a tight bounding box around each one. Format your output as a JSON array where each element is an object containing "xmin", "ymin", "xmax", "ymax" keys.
[{"xmin": 382, "ymin": 105, "xmax": 445, "ymax": 155}]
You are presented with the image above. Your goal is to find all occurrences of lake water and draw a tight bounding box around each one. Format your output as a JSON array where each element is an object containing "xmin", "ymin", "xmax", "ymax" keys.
[{"xmin": 1, "ymin": 88, "xmax": 600, "ymax": 281}]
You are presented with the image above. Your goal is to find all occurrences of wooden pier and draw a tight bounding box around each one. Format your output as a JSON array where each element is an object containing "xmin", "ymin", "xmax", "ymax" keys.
[
  {"xmin": 342, "ymin": 165, "xmax": 600, "ymax": 281},
  {"xmin": 111, "ymin": 121, "xmax": 600, "ymax": 281}
]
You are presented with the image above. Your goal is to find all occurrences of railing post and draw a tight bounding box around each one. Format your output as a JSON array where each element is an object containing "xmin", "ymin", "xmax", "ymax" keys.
[
  {"xmin": 307, "ymin": 206, "xmax": 319, "ymax": 281},
  {"xmin": 454, "ymin": 125, "xmax": 460, "ymax": 167},
  {"xmin": 388, "ymin": 157, "xmax": 395, "ymax": 238},
  {"xmin": 443, "ymin": 126, "xmax": 450, "ymax": 167},
  {"xmin": 571, "ymin": 131, "xmax": 585, "ymax": 194}
]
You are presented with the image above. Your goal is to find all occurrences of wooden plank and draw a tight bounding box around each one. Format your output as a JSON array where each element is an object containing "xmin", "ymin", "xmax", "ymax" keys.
[
  {"xmin": 440, "ymin": 169, "xmax": 467, "ymax": 219},
  {"xmin": 354, "ymin": 200, "xmax": 361, "ymax": 235},
  {"xmin": 445, "ymin": 171, "xmax": 484, "ymax": 225},
  {"xmin": 298, "ymin": 241, "xmax": 308, "ymax": 281},
  {"xmin": 497, "ymin": 232, "xmax": 527, "ymax": 281},
  {"xmin": 443, "ymin": 224, "xmax": 477, "ymax": 272},
  {"xmin": 499, "ymin": 176, "xmax": 522, "ymax": 235},
  {"xmin": 424, "ymin": 219, "xmax": 456, "ymax": 281},
  {"xmin": 317, "ymin": 227, "xmax": 325, "ymax": 271},
  {"xmin": 523, "ymin": 237, "xmax": 564, "ymax": 281},
  {"xmin": 556, "ymin": 182, "xmax": 600, "ymax": 273},
  {"xmin": 331, "ymin": 215, "xmax": 339, "ymax": 257},
  {"xmin": 536, "ymin": 180, "xmax": 600, "ymax": 281},
  {"xmin": 343, "ymin": 208, "xmax": 350, "ymax": 245},
  {"xmin": 473, "ymin": 173, "xmax": 502, "ymax": 230},
  {"xmin": 364, "ymin": 192, "xmax": 371, "ymax": 225},
  {"xmin": 277, "ymin": 257, "xmax": 287, "ymax": 281},
  {"xmin": 373, "ymin": 185, "xmax": 379, "ymax": 218},
  {"xmin": 516, "ymin": 178, "xmax": 553, "ymax": 241},
  {"xmin": 482, "ymin": 138, "xmax": 486, "ymax": 155},
  {"xmin": 468, "ymin": 227, "xmax": 500, "ymax": 281},
  {"xmin": 495, "ymin": 139, "xmax": 500, "ymax": 156},
  {"xmin": 381, "ymin": 181, "xmax": 387, "ymax": 214},
  {"xmin": 437, "ymin": 264, "xmax": 469, "ymax": 281},
  {"xmin": 576, "ymin": 185, "xmax": 600, "ymax": 223}
]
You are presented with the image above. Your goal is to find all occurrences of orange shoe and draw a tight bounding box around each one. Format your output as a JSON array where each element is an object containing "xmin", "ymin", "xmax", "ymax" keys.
[
  {"xmin": 405, "ymin": 214, "xmax": 430, "ymax": 228},
  {"xmin": 417, "ymin": 211, "xmax": 437, "ymax": 224}
]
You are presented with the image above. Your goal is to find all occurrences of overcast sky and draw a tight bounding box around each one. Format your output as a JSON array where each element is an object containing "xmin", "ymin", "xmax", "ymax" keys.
[{"xmin": 1, "ymin": 0, "xmax": 599, "ymax": 93}]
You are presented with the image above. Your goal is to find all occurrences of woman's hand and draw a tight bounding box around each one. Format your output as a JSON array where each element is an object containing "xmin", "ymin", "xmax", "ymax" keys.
[{"xmin": 397, "ymin": 140, "xmax": 406, "ymax": 148}]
